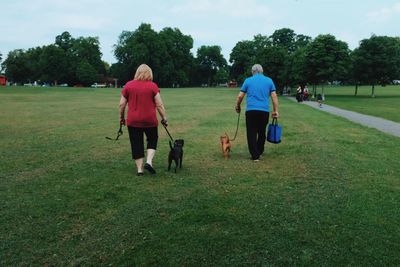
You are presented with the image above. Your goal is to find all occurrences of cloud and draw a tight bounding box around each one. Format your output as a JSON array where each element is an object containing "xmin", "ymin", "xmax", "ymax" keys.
[
  {"xmin": 55, "ymin": 14, "xmax": 111, "ymax": 31},
  {"xmin": 367, "ymin": 2, "xmax": 400, "ymax": 23},
  {"xmin": 169, "ymin": 0, "xmax": 272, "ymax": 19},
  {"xmin": 165, "ymin": 0, "xmax": 277, "ymax": 60},
  {"xmin": 2, "ymin": 0, "xmax": 399, "ymax": 65}
]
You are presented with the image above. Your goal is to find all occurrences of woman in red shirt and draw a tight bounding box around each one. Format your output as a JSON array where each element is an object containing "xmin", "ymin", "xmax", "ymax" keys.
[{"xmin": 119, "ymin": 64, "xmax": 168, "ymax": 176}]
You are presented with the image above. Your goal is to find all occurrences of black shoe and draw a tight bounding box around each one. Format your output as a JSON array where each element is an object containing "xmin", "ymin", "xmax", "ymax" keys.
[
  {"xmin": 137, "ymin": 172, "xmax": 144, "ymax": 176},
  {"xmin": 144, "ymin": 163, "xmax": 156, "ymax": 174}
]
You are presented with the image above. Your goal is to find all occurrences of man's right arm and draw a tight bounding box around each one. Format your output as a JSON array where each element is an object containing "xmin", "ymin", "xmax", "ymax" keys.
[
  {"xmin": 270, "ymin": 91, "xmax": 279, "ymax": 118},
  {"xmin": 235, "ymin": 91, "xmax": 245, "ymax": 113}
]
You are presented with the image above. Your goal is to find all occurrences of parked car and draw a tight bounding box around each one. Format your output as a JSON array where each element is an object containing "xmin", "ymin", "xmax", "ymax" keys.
[
  {"xmin": 392, "ymin": 80, "xmax": 400, "ymax": 85},
  {"xmin": 91, "ymin": 83, "xmax": 106, "ymax": 88},
  {"xmin": 59, "ymin": 83, "xmax": 69, "ymax": 87}
]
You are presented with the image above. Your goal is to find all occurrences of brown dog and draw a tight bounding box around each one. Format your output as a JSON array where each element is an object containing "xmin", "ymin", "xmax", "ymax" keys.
[{"xmin": 220, "ymin": 133, "xmax": 231, "ymax": 159}]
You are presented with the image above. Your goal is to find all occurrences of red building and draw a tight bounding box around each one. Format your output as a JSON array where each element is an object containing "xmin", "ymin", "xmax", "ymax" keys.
[{"xmin": 0, "ymin": 75, "xmax": 6, "ymax": 86}]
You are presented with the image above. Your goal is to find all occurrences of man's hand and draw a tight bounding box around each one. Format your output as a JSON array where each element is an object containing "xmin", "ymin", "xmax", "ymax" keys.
[
  {"xmin": 161, "ymin": 118, "xmax": 168, "ymax": 127},
  {"xmin": 272, "ymin": 111, "xmax": 279, "ymax": 118},
  {"xmin": 235, "ymin": 105, "xmax": 241, "ymax": 113},
  {"xmin": 120, "ymin": 117, "xmax": 126, "ymax": 126}
]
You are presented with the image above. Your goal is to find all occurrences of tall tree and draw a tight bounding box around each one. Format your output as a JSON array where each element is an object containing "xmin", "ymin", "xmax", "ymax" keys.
[
  {"xmin": 286, "ymin": 47, "xmax": 308, "ymax": 88},
  {"xmin": 196, "ymin": 45, "xmax": 227, "ymax": 86},
  {"xmin": 158, "ymin": 27, "xmax": 194, "ymax": 87},
  {"xmin": 39, "ymin": 45, "xmax": 67, "ymax": 85},
  {"xmin": 230, "ymin": 40, "xmax": 257, "ymax": 84},
  {"xmin": 230, "ymin": 30, "xmax": 311, "ymax": 87},
  {"xmin": 71, "ymin": 37, "xmax": 105, "ymax": 75},
  {"xmin": 269, "ymin": 29, "xmax": 311, "ymax": 90},
  {"xmin": 55, "ymin": 31, "xmax": 105, "ymax": 85},
  {"xmin": 271, "ymin": 28, "xmax": 296, "ymax": 53},
  {"xmin": 114, "ymin": 23, "xmax": 165, "ymax": 84},
  {"xmin": 256, "ymin": 46, "xmax": 287, "ymax": 94},
  {"xmin": 55, "ymin": 31, "xmax": 73, "ymax": 52},
  {"xmin": 3, "ymin": 31, "xmax": 105, "ymax": 85},
  {"xmin": 304, "ymin": 34, "xmax": 351, "ymax": 98},
  {"xmin": 294, "ymin": 34, "xmax": 312, "ymax": 50},
  {"xmin": 3, "ymin": 49, "xmax": 31, "ymax": 83},
  {"xmin": 109, "ymin": 62, "xmax": 129, "ymax": 86},
  {"xmin": 76, "ymin": 60, "xmax": 98, "ymax": 86},
  {"xmin": 25, "ymin": 47, "xmax": 46, "ymax": 83},
  {"xmin": 352, "ymin": 35, "xmax": 400, "ymax": 97}
]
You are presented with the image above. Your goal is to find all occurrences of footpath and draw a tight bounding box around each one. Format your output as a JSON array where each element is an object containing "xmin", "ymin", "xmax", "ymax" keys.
[{"xmin": 286, "ymin": 97, "xmax": 400, "ymax": 138}]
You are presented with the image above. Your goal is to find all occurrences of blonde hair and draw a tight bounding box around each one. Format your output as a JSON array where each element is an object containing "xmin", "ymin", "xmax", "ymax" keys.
[{"xmin": 134, "ymin": 64, "xmax": 153, "ymax": 81}]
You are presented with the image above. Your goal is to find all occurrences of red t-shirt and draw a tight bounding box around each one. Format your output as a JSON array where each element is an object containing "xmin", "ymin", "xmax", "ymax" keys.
[{"xmin": 121, "ymin": 80, "xmax": 160, "ymax": 127}]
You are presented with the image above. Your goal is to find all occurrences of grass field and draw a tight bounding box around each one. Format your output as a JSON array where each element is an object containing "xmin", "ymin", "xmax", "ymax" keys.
[
  {"xmin": 1, "ymin": 86, "xmax": 400, "ymax": 266},
  {"xmin": 313, "ymin": 85, "xmax": 400, "ymax": 123}
]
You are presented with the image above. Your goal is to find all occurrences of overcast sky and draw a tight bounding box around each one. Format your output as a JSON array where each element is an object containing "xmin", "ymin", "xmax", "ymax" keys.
[{"xmin": 1, "ymin": 0, "xmax": 400, "ymax": 64}]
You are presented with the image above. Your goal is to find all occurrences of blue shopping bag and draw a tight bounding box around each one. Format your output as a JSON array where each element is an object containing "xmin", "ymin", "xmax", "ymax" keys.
[{"xmin": 267, "ymin": 117, "xmax": 282, "ymax": 144}]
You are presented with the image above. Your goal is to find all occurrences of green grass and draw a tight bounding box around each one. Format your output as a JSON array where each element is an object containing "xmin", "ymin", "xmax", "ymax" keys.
[
  {"xmin": 1, "ymin": 86, "xmax": 400, "ymax": 266},
  {"xmin": 315, "ymin": 85, "xmax": 400, "ymax": 122}
]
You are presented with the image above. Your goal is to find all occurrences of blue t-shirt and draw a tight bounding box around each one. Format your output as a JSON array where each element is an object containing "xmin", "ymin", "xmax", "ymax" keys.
[{"xmin": 241, "ymin": 74, "xmax": 276, "ymax": 112}]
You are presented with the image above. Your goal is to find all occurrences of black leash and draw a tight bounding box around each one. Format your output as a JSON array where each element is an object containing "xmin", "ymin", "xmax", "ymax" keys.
[
  {"xmin": 105, "ymin": 125, "xmax": 123, "ymax": 141},
  {"xmin": 162, "ymin": 124, "xmax": 174, "ymax": 142},
  {"xmin": 230, "ymin": 110, "xmax": 241, "ymax": 141}
]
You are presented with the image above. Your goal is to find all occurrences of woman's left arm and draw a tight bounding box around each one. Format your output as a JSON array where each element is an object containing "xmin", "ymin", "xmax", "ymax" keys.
[
  {"xmin": 119, "ymin": 95, "xmax": 127, "ymax": 125},
  {"xmin": 154, "ymin": 93, "xmax": 167, "ymax": 124}
]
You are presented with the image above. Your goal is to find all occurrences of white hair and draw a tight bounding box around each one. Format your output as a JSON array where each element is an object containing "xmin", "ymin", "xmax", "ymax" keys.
[{"xmin": 251, "ymin": 64, "xmax": 263, "ymax": 75}]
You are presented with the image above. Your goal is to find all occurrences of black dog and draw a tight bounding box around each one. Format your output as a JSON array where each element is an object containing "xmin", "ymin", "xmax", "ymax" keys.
[{"xmin": 168, "ymin": 139, "xmax": 184, "ymax": 173}]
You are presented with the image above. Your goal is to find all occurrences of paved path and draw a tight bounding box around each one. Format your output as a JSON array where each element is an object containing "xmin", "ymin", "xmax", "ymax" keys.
[{"xmin": 286, "ymin": 97, "xmax": 400, "ymax": 137}]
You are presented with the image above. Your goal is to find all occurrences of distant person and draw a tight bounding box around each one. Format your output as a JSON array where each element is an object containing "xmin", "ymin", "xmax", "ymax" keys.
[
  {"xmin": 303, "ymin": 85, "xmax": 309, "ymax": 101},
  {"xmin": 317, "ymin": 93, "xmax": 323, "ymax": 108},
  {"xmin": 296, "ymin": 85, "xmax": 304, "ymax": 102},
  {"xmin": 235, "ymin": 64, "xmax": 279, "ymax": 161},
  {"xmin": 119, "ymin": 64, "xmax": 168, "ymax": 176}
]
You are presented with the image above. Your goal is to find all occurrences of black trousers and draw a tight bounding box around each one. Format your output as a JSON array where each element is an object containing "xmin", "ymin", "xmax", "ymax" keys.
[
  {"xmin": 127, "ymin": 126, "xmax": 158, "ymax": 159},
  {"xmin": 245, "ymin": 110, "xmax": 269, "ymax": 160}
]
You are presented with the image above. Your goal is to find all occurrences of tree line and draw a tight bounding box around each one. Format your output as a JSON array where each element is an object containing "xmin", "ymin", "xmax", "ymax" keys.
[{"xmin": 1, "ymin": 23, "xmax": 400, "ymax": 94}]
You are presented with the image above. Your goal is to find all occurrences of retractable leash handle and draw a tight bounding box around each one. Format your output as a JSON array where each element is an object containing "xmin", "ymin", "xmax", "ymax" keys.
[{"xmin": 105, "ymin": 124, "xmax": 124, "ymax": 141}]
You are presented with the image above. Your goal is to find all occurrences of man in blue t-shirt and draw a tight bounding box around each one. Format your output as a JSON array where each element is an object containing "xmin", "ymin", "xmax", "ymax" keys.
[{"xmin": 235, "ymin": 64, "xmax": 279, "ymax": 161}]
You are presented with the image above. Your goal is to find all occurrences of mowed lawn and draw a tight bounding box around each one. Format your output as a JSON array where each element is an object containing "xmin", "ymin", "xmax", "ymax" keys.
[
  {"xmin": 1, "ymin": 86, "xmax": 400, "ymax": 266},
  {"xmin": 315, "ymin": 85, "xmax": 400, "ymax": 123}
]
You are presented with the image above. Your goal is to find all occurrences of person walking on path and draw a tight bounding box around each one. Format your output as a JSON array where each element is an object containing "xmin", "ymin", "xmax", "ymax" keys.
[
  {"xmin": 119, "ymin": 64, "xmax": 168, "ymax": 176},
  {"xmin": 317, "ymin": 93, "xmax": 323, "ymax": 108},
  {"xmin": 296, "ymin": 85, "xmax": 304, "ymax": 102},
  {"xmin": 286, "ymin": 96, "xmax": 400, "ymax": 138},
  {"xmin": 235, "ymin": 64, "xmax": 279, "ymax": 161}
]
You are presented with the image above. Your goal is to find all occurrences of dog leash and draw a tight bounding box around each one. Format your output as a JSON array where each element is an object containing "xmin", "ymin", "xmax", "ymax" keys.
[
  {"xmin": 105, "ymin": 125, "xmax": 123, "ymax": 141},
  {"xmin": 230, "ymin": 110, "xmax": 241, "ymax": 141},
  {"xmin": 162, "ymin": 124, "xmax": 174, "ymax": 142}
]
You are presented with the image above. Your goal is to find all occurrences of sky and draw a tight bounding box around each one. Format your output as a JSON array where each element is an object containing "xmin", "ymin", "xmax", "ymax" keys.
[{"xmin": 1, "ymin": 0, "xmax": 400, "ymax": 64}]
